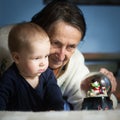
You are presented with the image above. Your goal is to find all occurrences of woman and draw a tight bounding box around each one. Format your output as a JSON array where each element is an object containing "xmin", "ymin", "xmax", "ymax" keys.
[{"xmin": 31, "ymin": 0, "xmax": 117, "ymax": 110}]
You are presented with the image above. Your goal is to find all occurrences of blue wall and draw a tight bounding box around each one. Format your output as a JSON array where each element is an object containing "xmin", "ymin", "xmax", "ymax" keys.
[
  {"xmin": 0, "ymin": 0, "xmax": 120, "ymax": 53},
  {"xmin": 0, "ymin": 0, "xmax": 44, "ymax": 26}
]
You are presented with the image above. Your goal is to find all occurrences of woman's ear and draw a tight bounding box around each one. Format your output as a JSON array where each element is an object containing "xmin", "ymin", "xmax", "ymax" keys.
[{"xmin": 11, "ymin": 52, "xmax": 20, "ymax": 64}]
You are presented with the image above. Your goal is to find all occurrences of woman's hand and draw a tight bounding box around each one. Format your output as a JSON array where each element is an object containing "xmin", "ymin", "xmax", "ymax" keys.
[{"xmin": 100, "ymin": 68, "xmax": 117, "ymax": 92}]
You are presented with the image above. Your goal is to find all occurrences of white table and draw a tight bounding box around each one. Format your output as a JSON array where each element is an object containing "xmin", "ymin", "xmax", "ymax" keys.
[{"xmin": 0, "ymin": 110, "xmax": 120, "ymax": 120}]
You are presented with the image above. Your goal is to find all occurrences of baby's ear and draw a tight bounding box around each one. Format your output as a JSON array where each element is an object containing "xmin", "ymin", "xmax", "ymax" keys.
[{"xmin": 11, "ymin": 52, "xmax": 20, "ymax": 64}]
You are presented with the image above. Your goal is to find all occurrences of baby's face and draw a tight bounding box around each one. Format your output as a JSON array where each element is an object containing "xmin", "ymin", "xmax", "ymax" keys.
[{"xmin": 16, "ymin": 36, "xmax": 50, "ymax": 78}]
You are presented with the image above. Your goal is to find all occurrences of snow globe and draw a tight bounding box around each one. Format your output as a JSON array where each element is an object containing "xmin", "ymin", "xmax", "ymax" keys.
[{"xmin": 81, "ymin": 72, "xmax": 113, "ymax": 110}]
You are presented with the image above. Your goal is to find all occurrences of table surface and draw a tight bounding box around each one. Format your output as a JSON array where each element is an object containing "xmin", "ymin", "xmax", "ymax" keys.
[{"xmin": 0, "ymin": 110, "xmax": 120, "ymax": 120}]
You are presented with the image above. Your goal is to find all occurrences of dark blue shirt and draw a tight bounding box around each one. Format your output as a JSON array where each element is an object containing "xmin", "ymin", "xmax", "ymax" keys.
[{"xmin": 0, "ymin": 63, "xmax": 64, "ymax": 111}]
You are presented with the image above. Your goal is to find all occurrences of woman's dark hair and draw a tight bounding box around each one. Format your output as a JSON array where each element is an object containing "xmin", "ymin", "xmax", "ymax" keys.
[{"xmin": 31, "ymin": 0, "xmax": 86, "ymax": 40}]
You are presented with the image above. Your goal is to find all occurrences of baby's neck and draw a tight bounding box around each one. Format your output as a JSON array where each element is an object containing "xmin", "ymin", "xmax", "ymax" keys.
[{"xmin": 24, "ymin": 76, "xmax": 39, "ymax": 88}]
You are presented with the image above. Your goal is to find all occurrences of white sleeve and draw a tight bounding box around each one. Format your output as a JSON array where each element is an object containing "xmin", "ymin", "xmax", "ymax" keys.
[{"xmin": 57, "ymin": 49, "xmax": 89, "ymax": 110}]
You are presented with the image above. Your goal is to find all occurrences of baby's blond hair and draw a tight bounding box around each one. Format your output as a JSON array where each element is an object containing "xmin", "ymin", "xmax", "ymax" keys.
[{"xmin": 8, "ymin": 22, "xmax": 49, "ymax": 53}]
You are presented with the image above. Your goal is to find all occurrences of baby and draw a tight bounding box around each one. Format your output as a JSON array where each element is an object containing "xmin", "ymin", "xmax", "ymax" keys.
[{"xmin": 0, "ymin": 22, "xmax": 64, "ymax": 111}]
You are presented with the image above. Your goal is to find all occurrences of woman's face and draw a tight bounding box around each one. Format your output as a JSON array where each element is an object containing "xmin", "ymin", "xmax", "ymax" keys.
[{"xmin": 48, "ymin": 21, "xmax": 82, "ymax": 69}]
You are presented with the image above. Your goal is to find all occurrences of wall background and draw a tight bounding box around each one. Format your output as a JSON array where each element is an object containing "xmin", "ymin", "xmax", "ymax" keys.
[{"xmin": 0, "ymin": 0, "xmax": 120, "ymax": 53}]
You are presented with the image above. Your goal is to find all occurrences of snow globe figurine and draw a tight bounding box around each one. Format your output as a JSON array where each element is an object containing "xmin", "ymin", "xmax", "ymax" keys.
[{"xmin": 81, "ymin": 72, "xmax": 113, "ymax": 110}]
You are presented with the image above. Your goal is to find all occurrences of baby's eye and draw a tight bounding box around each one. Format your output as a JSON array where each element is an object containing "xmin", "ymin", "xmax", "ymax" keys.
[
  {"xmin": 45, "ymin": 55, "xmax": 49, "ymax": 58},
  {"xmin": 35, "ymin": 57, "xmax": 40, "ymax": 60}
]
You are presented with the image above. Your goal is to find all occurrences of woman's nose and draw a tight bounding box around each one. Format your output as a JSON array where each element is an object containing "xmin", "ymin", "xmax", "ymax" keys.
[{"xmin": 58, "ymin": 48, "xmax": 66, "ymax": 61}]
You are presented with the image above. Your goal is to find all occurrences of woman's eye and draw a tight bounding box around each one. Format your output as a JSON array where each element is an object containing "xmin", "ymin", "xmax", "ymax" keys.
[
  {"xmin": 70, "ymin": 45, "xmax": 76, "ymax": 48},
  {"xmin": 67, "ymin": 45, "xmax": 76, "ymax": 51},
  {"xmin": 52, "ymin": 41, "xmax": 58, "ymax": 45},
  {"xmin": 52, "ymin": 41, "xmax": 61, "ymax": 47}
]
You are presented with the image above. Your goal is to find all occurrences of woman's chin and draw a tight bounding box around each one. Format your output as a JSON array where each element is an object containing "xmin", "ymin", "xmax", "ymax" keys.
[{"xmin": 49, "ymin": 63, "xmax": 62, "ymax": 70}]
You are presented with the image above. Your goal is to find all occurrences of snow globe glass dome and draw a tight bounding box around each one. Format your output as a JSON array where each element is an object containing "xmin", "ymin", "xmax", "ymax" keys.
[{"xmin": 81, "ymin": 72, "xmax": 112, "ymax": 97}]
